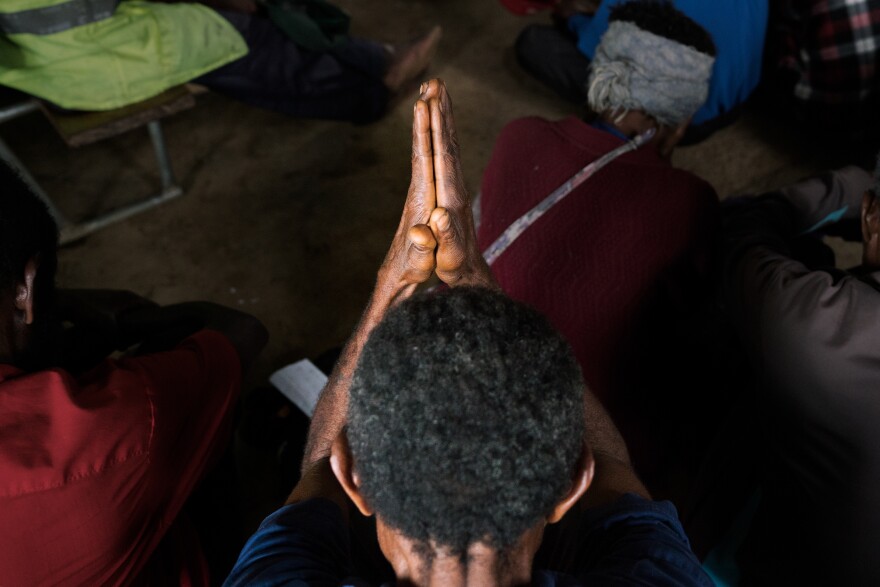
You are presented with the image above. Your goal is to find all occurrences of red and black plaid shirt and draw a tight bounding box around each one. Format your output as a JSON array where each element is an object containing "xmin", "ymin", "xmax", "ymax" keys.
[{"xmin": 778, "ymin": 0, "xmax": 880, "ymax": 105}]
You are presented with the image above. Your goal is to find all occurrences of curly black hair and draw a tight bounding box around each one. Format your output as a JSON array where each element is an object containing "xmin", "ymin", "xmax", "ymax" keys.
[
  {"xmin": 0, "ymin": 160, "xmax": 58, "ymax": 303},
  {"xmin": 610, "ymin": 0, "xmax": 716, "ymax": 57},
  {"xmin": 347, "ymin": 287, "xmax": 585, "ymax": 558}
]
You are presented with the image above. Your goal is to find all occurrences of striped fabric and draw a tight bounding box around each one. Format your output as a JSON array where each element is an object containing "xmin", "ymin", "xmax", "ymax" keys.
[{"xmin": 0, "ymin": 0, "xmax": 119, "ymax": 35}]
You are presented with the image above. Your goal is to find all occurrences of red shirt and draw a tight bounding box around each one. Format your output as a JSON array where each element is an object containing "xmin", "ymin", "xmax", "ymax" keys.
[
  {"xmin": 0, "ymin": 330, "xmax": 241, "ymax": 586},
  {"xmin": 478, "ymin": 117, "xmax": 719, "ymax": 480}
]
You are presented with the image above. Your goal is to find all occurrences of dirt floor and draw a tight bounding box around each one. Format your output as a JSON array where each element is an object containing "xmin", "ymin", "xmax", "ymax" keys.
[{"xmin": 0, "ymin": 0, "xmax": 867, "ymax": 556}]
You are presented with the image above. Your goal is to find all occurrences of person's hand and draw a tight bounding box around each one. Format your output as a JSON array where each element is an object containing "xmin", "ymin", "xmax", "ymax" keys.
[
  {"xmin": 421, "ymin": 79, "xmax": 498, "ymax": 290},
  {"xmin": 375, "ymin": 96, "xmax": 439, "ymax": 304},
  {"xmin": 304, "ymin": 81, "xmax": 504, "ymax": 467},
  {"xmin": 304, "ymin": 95, "xmax": 440, "ymax": 466}
]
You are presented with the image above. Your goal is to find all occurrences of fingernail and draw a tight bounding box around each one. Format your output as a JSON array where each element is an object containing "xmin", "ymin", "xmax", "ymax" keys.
[{"xmin": 419, "ymin": 82, "xmax": 427, "ymax": 96}]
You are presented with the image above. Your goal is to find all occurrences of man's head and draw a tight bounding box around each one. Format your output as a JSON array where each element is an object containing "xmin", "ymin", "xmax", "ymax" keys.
[
  {"xmin": 334, "ymin": 286, "xmax": 590, "ymax": 567},
  {"xmin": 0, "ymin": 160, "xmax": 58, "ymax": 365},
  {"xmin": 587, "ymin": 0, "xmax": 716, "ymax": 152}
]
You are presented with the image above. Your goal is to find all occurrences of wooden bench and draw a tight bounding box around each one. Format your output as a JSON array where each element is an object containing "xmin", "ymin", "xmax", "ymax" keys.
[{"xmin": 0, "ymin": 85, "xmax": 195, "ymax": 244}]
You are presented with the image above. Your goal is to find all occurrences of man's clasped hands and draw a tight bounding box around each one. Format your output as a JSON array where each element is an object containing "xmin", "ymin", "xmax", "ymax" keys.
[
  {"xmin": 300, "ymin": 79, "xmax": 499, "ymax": 468},
  {"xmin": 377, "ymin": 78, "xmax": 498, "ymax": 304}
]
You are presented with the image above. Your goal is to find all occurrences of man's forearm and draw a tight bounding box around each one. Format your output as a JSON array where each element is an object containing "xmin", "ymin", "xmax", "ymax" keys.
[
  {"xmin": 782, "ymin": 166, "xmax": 873, "ymax": 233},
  {"xmin": 720, "ymin": 167, "xmax": 872, "ymax": 269},
  {"xmin": 301, "ymin": 88, "xmax": 444, "ymax": 468},
  {"xmin": 581, "ymin": 387, "xmax": 650, "ymax": 507},
  {"xmin": 302, "ymin": 271, "xmax": 415, "ymax": 469}
]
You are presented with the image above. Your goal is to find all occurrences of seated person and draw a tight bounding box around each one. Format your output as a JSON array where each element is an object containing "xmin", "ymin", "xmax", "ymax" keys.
[
  {"xmin": 0, "ymin": 160, "xmax": 268, "ymax": 585},
  {"xmin": 224, "ymin": 78, "xmax": 712, "ymax": 586},
  {"xmin": 510, "ymin": 0, "xmax": 767, "ymax": 140},
  {"xmin": 720, "ymin": 162, "xmax": 880, "ymax": 584},
  {"xmin": 479, "ymin": 2, "xmax": 720, "ymax": 493},
  {"xmin": 763, "ymin": 0, "xmax": 880, "ymax": 144},
  {"xmin": 0, "ymin": 0, "xmax": 440, "ymax": 123}
]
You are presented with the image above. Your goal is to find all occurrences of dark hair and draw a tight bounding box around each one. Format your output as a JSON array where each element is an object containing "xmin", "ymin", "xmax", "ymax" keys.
[
  {"xmin": 0, "ymin": 160, "xmax": 59, "ymax": 305},
  {"xmin": 609, "ymin": 0, "xmax": 716, "ymax": 57},
  {"xmin": 347, "ymin": 287, "xmax": 585, "ymax": 558}
]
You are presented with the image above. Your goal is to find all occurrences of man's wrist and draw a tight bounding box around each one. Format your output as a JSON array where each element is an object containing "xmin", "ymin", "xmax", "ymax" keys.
[
  {"xmin": 374, "ymin": 265, "xmax": 420, "ymax": 305},
  {"xmin": 458, "ymin": 258, "xmax": 499, "ymax": 290}
]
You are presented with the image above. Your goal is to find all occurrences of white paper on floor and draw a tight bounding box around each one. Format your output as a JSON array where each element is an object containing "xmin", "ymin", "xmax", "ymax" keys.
[{"xmin": 269, "ymin": 359, "xmax": 328, "ymax": 418}]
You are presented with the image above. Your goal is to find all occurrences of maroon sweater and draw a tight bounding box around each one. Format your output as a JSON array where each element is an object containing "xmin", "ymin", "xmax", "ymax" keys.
[{"xmin": 478, "ymin": 117, "xmax": 719, "ymax": 479}]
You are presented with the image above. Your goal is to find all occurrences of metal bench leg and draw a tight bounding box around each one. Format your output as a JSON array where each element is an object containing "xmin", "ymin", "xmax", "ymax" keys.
[
  {"xmin": 0, "ymin": 137, "xmax": 69, "ymax": 229},
  {"xmin": 56, "ymin": 120, "xmax": 184, "ymax": 244},
  {"xmin": 148, "ymin": 120, "xmax": 176, "ymax": 190},
  {"xmin": 0, "ymin": 111, "xmax": 184, "ymax": 244},
  {"xmin": 0, "ymin": 100, "xmax": 40, "ymax": 124}
]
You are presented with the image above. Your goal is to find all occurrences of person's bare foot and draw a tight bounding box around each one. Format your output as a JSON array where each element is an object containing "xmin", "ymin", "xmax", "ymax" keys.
[{"xmin": 383, "ymin": 26, "xmax": 443, "ymax": 93}]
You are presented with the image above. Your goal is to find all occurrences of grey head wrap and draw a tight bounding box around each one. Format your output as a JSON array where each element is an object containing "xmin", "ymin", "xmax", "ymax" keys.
[{"xmin": 587, "ymin": 20, "xmax": 715, "ymax": 127}]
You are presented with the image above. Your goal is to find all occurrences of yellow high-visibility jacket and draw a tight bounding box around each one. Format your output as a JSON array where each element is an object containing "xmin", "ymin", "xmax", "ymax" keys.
[{"xmin": 0, "ymin": 0, "xmax": 248, "ymax": 110}]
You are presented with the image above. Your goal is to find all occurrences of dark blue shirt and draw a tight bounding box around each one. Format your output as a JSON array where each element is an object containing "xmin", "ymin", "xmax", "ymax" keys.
[{"xmin": 224, "ymin": 494, "xmax": 712, "ymax": 586}]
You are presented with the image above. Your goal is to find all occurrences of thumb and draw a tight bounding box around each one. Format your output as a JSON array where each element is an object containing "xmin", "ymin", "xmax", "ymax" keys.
[
  {"xmin": 429, "ymin": 207, "xmax": 466, "ymax": 275},
  {"xmin": 405, "ymin": 224, "xmax": 437, "ymax": 280},
  {"xmin": 428, "ymin": 208, "xmax": 459, "ymax": 256},
  {"xmin": 429, "ymin": 207, "xmax": 454, "ymax": 246}
]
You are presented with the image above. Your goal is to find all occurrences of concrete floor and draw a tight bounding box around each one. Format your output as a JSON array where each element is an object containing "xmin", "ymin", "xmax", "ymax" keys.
[{"xmin": 0, "ymin": 0, "xmax": 864, "ymax": 543}]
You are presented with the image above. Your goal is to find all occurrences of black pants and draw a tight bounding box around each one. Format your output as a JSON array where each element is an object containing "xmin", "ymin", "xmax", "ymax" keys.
[
  {"xmin": 515, "ymin": 24, "xmax": 591, "ymax": 104},
  {"xmin": 196, "ymin": 10, "xmax": 390, "ymax": 123}
]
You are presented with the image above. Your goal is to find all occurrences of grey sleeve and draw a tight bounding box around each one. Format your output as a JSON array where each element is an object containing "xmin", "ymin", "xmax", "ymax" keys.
[
  {"xmin": 722, "ymin": 168, "xmax": 879, "ymax": 377},
  {"xmin": 781, "ymin": 166, "xmax": 873, "ymax": 233}
]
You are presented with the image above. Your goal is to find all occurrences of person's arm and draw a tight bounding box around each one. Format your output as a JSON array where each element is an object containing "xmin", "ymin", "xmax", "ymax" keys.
[
  {"xmin": 117, "ymin": 300, "xmax": 268, "ymax": 371},
  {"xmin": 419, "ymin": 79, "xmax": 648, "ymax": 508},
  {"xmin": 721, "ymin": 168, "xmax": 872, "ymax": 344},
  {"xmin": 299, "ymin": 90, "xmax": 440, "ymax": 475},
  {"xmin": 719, "ymin": 166, "xmax": 870, "ymax": 275},
  {"xmin": 579, "ymin": 387, "xmax": 649, "ymax": 507},
  {"xmin": 780, "ymin": 166, "xmax": 873, "ymax": 235},
  {"xmin": 54, "ymin": 288, "xmax": 268, "ymax": 371},
  {"xmin": 54, "ymin": 289, "xmax": 159, "ymax": 372}
]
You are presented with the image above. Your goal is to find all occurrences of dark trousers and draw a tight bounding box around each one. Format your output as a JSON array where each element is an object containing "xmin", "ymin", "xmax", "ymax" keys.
[
  {"xmin": 515, "ymin": 24, "xmax": 591, "ymax": 104},
  {"xmin": 197, "ymin": 11, "xmax": 390, "ymax": 123}
]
